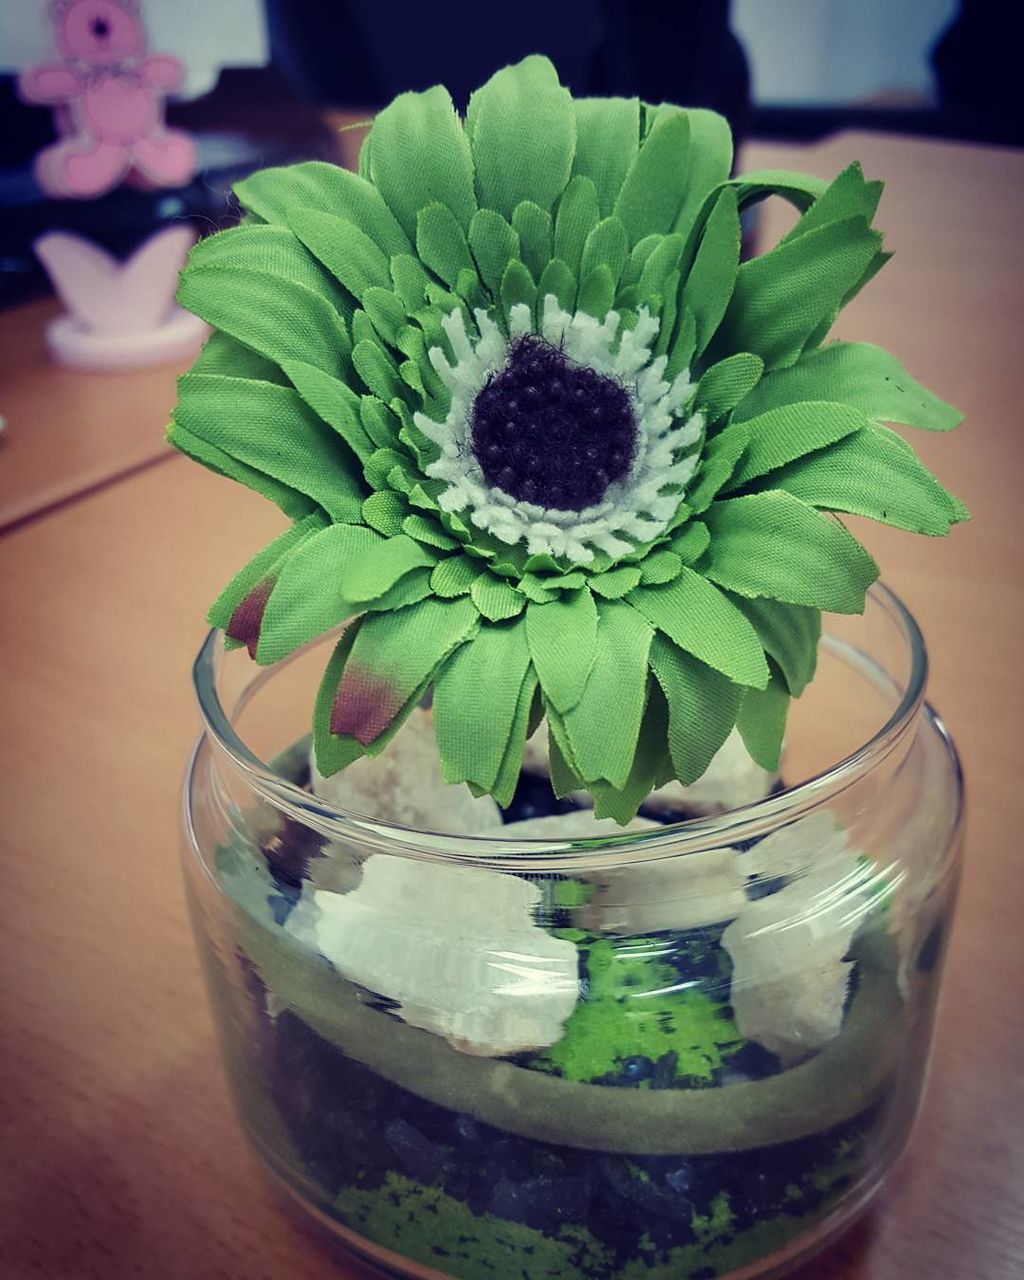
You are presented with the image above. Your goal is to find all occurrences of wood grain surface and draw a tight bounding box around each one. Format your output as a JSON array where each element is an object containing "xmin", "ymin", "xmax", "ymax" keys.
[
  {"xmin": 1, "ymin": 133, "xmax": 1022, "ymax": 1280},
  {"xmin": 0, "ymin": 299, "xmax": 191, "ymax": 533}
]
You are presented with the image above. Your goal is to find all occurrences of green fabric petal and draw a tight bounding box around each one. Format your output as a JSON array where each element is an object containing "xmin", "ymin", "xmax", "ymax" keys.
[
  {"xmin": 536, "ymin": 258, "xmax": 577, "ymax": 316},
  {"xmin": 577, "ymin": 264, "xmax": 616, "ymax": 318},
  {"xmin": 467, "ymin": 55, "xmax": 575, "ymax": 219},
  {"xmin": 669, "ymin": 521, "xmax": 711, "ymax": 564},
  {"xmin": 391, "ymin": 397, "xmax": 442, "ymax": 468},
  {"xmin": 734, "ymin": 341, "xmax": 962, "ymax": 432},
  {"xmin": 579, "ymin": 217, "xmax": 629, "ymax": 290},
  {"xmin": 187, "ymin": 225, "xmax": 346, "ymax": 308},
  {"xmin": 613, "ymin": 110, "xmax": 690, "ymax": 244},
  {"xmin": 695, "ymin": 353, "xmax": 764, "ymax": 423},
  {"xmin": 402, "ymin": 514, "xmax": 458, "ymax": 550},
  {"xmin": 637, "ymin": 233, "xmax": 684, "ymax": 306},
  {"xmin": 207, "ymin": 512, "xmax": 326, "ymax": 633},
  {"xmin": 725, "ymin": 594, "xmax": 821, "ymax": 698},
  {"xmin": 562, "ymin": 600, "xmax": 653, "ymax": 788},
  {"xmin": 781, "ymin": 162, "xmax": 883, "ymax": 245},
  {"xmin": 173, "ymin": 373, "xmax": 365, "ymax": 522},
  {"xmin": 723, "ymin": 401, "xmax": 869, "ymax": 492},
  {"xmin": 312, "ymin": 622, "xmax": 367, "ymax": 775},
  {"xmin": 554, "ymin": 175, "xmax": 600, "ymax": 276},
  {"xmin": 678, "ymin": 187, "xmax": 740, "ymax": 358},
  {"xmin": 350, "ymin": 308, "xmax": 379, "ymax": 350},
  {"xmin": 455, "ymin": 267, "xmax": 488, "ymax": 314},
  {"xmin": 430, "ymin": 556, "xmax": 482, "ymax": 598},
  {"xmin": 280, "ymin": 360, "xmax": 374, "ymax": 461},
  {"xmin": 765, "ymin": 424, "xmax": 967, "ymax": 535},
  {"xmin": 395, "ymin": 327, "xmax": 448, "ymax": 405},
  {"xmin": 287, "ymin": 208, "xmax": 391, "ymax": 302},
  {"xmin": 638, "ymin": 549, "xmax": 683, "ymax": 585},
  {"xmin": 620, "ymin": 233, "xmax": 663, "ymax": 290},
  {"xmin": 189, "ymin": 330, "xmax": 288, "ymax": 385},
  {"xmin": 365, "ymin": 85, "xmax": 477, "ymax": 238},
  {"xmin": 362, "ymin": 287, "xmax": 406, "ymax": 346},
  {"xmin": 590, "ymin": 565, "xmax": 642, "ymax": 599},
  {"xmin": 525, "ymin": 588, "xmax": 598, "ymax": 714},
  {"xmin": 511, "ymin": 201, "xmax": 553, "ymax": 282},
  {"xmin": 469, "ymin": 208, "xmax": 520, "ymax": 295},
  {"xmin": 352, "ymin": 339, "xmax": 404, "ymax": 403},
  {"xmin": 364, "ymin": 567, "xmax": 434, "ymax": 616},
  {"xmin": 311, "ymin": 621, "xmax": 438, "ymax": 777},
  {"xmin": 390, "ymin": 253, "xmax": 430, "ymax": 310},
  {"xmin": 671, "ymin": 109, "xmax": 734, "ymax": 241},
  {"xmin": 491, "ymin": 668, "xmax": 541, "ymax": 807},
  {"xmin": 471, "ymin": 575, "xmax": 526, "ymax": 621},
  {"xmin": 256, "ymin": 526, "xmax": 433, "ymax": 663},
  {"xmin": 167, "ymin": 420, "xmax": 317, "ymax": 521},
  {"xmin": 587, "ymin": 684, "xmax": 669, "ymax": 824},
  {"xmin": 233, "ymin": 161, "xmax": 411, "ymax": 256},
  {"xmin": 709, "ymin": 217, "xmax": 883, "ymax": 370},
  {"xmin": 701, "ymin": 491, "xmax": 879, "ymax": 613},
  {"xmin": 654, "ymin": 268, "xmax": 683, "ymax": 360},
  {"xmin": 723, "ymin": 170, "xmax": 828, "ymax": 215},
  {"xmin": 358, "ymin": 396, "xmax": 402, "ymax": 450},
  {"xmin": 322, "ymin": 596, "xmax": 479, "ymax": 751},
  {"xmin": 649, "ymin": 635, "xmax": 742, "ymax": 785},
  {"xmin": 362, "ymin": 445, "xmax": 410, "ymax": 491},
  {"xmin": 433, "ymin": 618, "xmax": 532, "ymax": 791},
  {"xmin": 500, "ymin": 259, "xmax": 537, "ymax": 318},
  {"xmin": 546, "ymin": 711, "xmax": 583, "ymax": 798},
  {"xmin": 362, "ymin": 490, "xmax": 408, "ymax": 535},
  {"xmin": 274, "ymin": 526, "xmax": 438, "ymax": 658},
  {"xmin": 177, "ymin": 267, "xmax": 349, "ymax": 378},
  {"xmin": 416, "ymin": 202, "xmax": 476, "ymax": 289},
  {"xmin": 628, "ymin": 571, "xmax": 769, "ymax": 688},
  {"xmin": 686, "ymin": 422, "xmax": 749, "ymax": 513},
  {"xmin": 737, "ymin": 659, "xmax": 789, "ymax": 771},
  {"xmin": 571, "ymin": 97, "xmax": 640, "ymax": 217}
]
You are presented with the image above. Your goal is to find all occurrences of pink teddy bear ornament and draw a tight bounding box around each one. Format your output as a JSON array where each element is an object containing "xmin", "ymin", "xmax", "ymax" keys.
[{"xmin": 19, "ymin": 0, "xmax": 197, "ymax": 199}]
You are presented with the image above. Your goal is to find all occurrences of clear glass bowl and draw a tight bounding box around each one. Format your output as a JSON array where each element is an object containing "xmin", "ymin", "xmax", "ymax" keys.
[{"xmin": 182, "ymin": 583, "xmax": 963, "ymax": 1280}]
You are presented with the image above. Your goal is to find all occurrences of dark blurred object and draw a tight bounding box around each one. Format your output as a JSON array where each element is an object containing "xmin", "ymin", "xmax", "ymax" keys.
[
  {"xmin": 933, "ymin": 0, "xmax": 1024, "ymax": 147},
  {"xmin": 267, "ymin": 0, "xmax": 749, "ymax": 132}
]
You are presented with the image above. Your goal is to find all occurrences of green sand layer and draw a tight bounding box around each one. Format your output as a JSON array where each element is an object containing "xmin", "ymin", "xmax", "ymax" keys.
[
  {"xmin": 333, "ymin": 1158, "xmax": 862, "ymax": 1280},
  {"xmin": 238, "ymin": 906, "xmax": 903, "ymax": 1154}
]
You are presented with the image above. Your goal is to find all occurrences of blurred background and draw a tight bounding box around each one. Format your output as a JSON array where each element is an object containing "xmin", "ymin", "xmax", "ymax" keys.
[{"xmin": 0, "ymin": 0, "xmax": 1019, "ymax": 309}]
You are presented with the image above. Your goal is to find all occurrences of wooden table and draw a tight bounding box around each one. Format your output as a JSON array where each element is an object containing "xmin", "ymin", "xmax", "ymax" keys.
[
  {"xmin": 1, "ymin": 132, "xmax": 1022, "ymax": 1280},
  {"xmin": 0, "ymin": 298, "xmax": 194, "ymax": 532}
]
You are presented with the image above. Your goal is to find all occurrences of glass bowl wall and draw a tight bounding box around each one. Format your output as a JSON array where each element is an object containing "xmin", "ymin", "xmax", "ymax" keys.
[{"xmin": 182, "ymin": 584, "xmax": 963, "ymax": 1280}]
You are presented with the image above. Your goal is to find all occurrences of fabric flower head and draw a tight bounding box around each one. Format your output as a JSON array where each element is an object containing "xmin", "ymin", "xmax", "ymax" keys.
[{"xmin": 169, "ymin": 56, "xmax": 966, "ymax": 823}]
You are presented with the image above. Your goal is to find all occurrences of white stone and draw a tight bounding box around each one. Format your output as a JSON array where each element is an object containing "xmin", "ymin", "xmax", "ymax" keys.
[
  {"xmin": 578, "ymin": 848, "xmax": 747, "ymax": 935},
  {"xmin": 723, "ymin": 813, "xmax": 877, "ymax": 1064},
  {"xmin": 293, "ymin": 855, "xmax": 580, "ymax": 1056},
  {"xmin": 310, "ymin": 708, "xmax": 504, "ymax": 835},
  {"xmin": 742, "ymin": 809, "xmax": 849, "ymax": 881}
]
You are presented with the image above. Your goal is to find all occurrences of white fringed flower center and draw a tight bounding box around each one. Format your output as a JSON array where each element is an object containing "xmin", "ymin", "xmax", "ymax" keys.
[{"xmin": 413, "ymin": 296, "xmax": 704, "ymax": 564}]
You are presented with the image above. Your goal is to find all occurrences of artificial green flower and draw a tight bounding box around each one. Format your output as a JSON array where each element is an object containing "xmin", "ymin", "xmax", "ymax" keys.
[{"xmin": 169, "ymin": 55, "xmax": 965, "ymax": 823}]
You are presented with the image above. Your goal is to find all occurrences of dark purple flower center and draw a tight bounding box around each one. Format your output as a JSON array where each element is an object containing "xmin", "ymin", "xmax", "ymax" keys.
[{"xmin": 470, "ymin": 336, "xmax": 638, "ymax": 511}]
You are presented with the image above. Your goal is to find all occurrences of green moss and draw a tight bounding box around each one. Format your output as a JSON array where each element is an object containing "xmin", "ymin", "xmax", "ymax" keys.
[
  {"xmin": 527, "ymin": 933, "xmax": 744, "ymax": 1086},
  {"xmin": 337, "ymin": 1172, "xmax": 615, "ymax": 1279},
  {"xmin": 333, "ymin": 1164, "xmax": 858, "ymax": 1280},
  {"xmin": 549, "ymin": 877, "xmax": 594, "ymax": 910}
]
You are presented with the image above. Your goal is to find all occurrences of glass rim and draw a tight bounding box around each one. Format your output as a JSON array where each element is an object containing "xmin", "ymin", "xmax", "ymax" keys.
[{"xmin": 189, "ymin": 581, "xmax": 930, "ymax": 869}]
